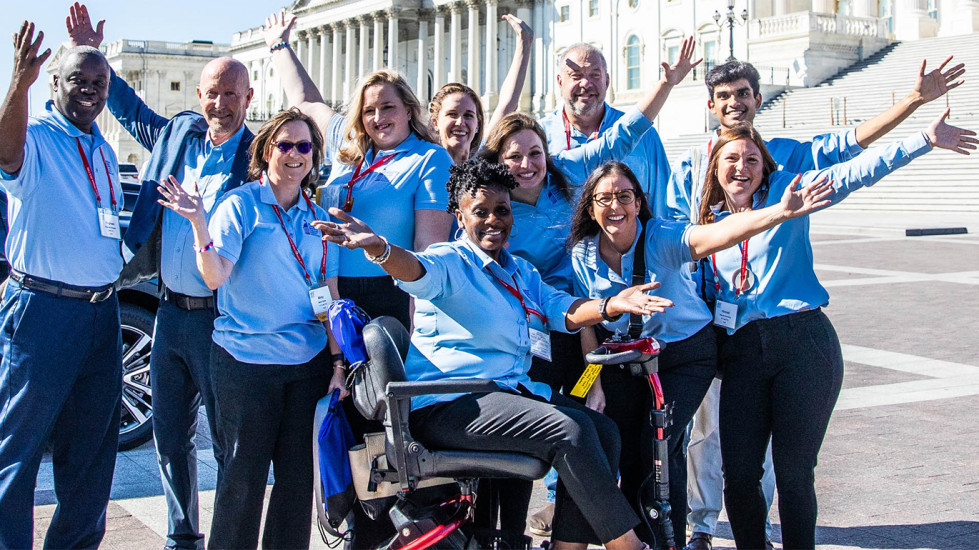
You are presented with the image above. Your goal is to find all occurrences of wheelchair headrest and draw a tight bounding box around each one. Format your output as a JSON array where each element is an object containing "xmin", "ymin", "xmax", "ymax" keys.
[{"xmin": 351, "ymin": 316, "xmax": 410, "ymax": 422}]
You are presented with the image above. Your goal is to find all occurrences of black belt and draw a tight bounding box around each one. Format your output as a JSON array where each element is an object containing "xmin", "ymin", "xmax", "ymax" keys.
[
  {"xmin": 164, "ymin": 288, "xmax": 215, "ymax": 311},
  {"xmin": 10, "ymin": 270, "xmax": 115, "ymax": 303}
]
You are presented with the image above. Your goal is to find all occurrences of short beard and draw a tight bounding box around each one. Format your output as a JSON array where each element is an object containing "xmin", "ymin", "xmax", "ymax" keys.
[{"xmin": 568, "ymin": 97, "xmax": 604, "ymax": 119}]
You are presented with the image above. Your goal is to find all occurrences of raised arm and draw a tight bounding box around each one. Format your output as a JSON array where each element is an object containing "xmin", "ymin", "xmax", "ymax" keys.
[
  {"xmin": 264, "ymin": 10, "xmax": 337, "ymax": 142},
  {"xmin": 0, "ymin": 22, "xmax": 50, "ymax": 175},
  {"xmin": 854, "ymin": 56, "xmax": 965, "ymax": 148},
  {"xmin": 485, "ymin": 14, "xmax": 533, "ymax": 136},
  {"xmin": 157, "ymin": 176, "xmax": 233, "ymax": 289},
  {"xmin": 687, "ymin": 175, "xmax": 833, "ymax": 260}
]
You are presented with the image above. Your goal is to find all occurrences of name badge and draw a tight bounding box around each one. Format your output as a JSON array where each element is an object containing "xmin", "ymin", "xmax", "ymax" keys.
[
  {"xmin": 98, "ymin": 207, "xmax": 121, "ymax": 240},
  {"xmin": 529, "ymin": 328, "xmax": 552, "ymax": 361},
  {"xmin": 308, "ymin": 284, "xmax": 334, "ymax": 323},
  {"xmin": 713, "ymin": 300, "xmax": 738, "ymax": 330}
]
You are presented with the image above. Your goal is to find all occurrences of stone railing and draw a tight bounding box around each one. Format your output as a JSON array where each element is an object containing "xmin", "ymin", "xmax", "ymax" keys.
[
  {"xmin": 102, "ymin": 39, "xmax": 227, "ymax": 58},
  {"xmin": 751, "ymin": 12, "xmax": 886, "ymax": 40}
]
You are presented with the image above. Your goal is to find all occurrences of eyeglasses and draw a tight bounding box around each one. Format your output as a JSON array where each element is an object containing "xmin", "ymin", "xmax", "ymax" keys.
[
  {"xmin": 591, "ymin": 190, "xmax": 636, "ymax": 207},
  {"xmin": 273, "ymin": 140, "xmax": 314, "ymax": 155}
]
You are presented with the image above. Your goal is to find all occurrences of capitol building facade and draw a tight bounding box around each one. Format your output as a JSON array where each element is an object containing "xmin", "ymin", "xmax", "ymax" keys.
[{"xmin": 229, "ymin": 0, "xmax": 979, "ymax": 138}]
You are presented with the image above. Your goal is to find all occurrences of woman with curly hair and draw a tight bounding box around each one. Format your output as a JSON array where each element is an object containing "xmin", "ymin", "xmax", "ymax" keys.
[{"xmin": 316, "ymin": 158, "xmax": 672, "ymax": 550}]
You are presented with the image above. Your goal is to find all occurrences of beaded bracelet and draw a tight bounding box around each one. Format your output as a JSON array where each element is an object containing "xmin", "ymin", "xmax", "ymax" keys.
[
  {"xmin": 196, "ymin": 240, "xmax": 214, "ymax": 253},
  {"xmin": 269, "ymin": 41, "xmax": 289, "ymax": 54},
  {"xmin": 364, "ymin": 236, "xmax": 392, "ymax": 265}
]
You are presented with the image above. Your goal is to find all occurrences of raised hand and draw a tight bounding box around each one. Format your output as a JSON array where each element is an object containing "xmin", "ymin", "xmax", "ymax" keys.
[
  {"xmin": 660, "ymin": 36, "xmax": 702, "ymax": 86},
  {"xmin": 66, "ymin": 2, "xmax": 104, "ymax": 48},
  {"xmin": 926, "ymin": 108, "xmax": 979, "ymax": 155},
  {"xmin": 780, "ymin": 174, "xmax": 834, "ymax": 218},
  {"xmin": 314, "ymin": 208, "xmax": 384, "ymax": 252},
  {"xmin": 915, "ymin": 56, "xmax": 965, "ymax": 104},
  {"xmin": 157, "ymin": 175, "xmax": 205, "ymax": 223},
  {"xmin": 10, "ymin": 22, "xmax": 50, "ymax": 88},
  {"xmin": 264, "ymin": 9, "xmax": 296, "ymax": 49},
  {"xmin": 609, "ymin": 282, "xmax": 673, "ymax": 317},
  {"xmin": 502, "ymin": 13, "xmax": 532, "ymax": 47}
]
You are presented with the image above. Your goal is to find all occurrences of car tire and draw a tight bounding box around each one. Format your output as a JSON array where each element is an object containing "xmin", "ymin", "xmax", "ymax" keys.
[{"xmin": 118, "ymin": 302, "xmax": 155, "ymax": 451}]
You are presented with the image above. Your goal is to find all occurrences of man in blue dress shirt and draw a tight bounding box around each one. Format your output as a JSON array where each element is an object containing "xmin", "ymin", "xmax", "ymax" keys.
[
  {"xmin": 68, "ymin": 5, "xmax": 255, "ymax": 549},
  {"xmin": 0, "ymin": 23, "xmax": 122, "ymax": 549}
]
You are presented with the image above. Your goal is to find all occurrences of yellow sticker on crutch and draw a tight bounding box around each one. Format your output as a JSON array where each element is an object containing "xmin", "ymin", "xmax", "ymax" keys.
[{"xmin": 570, "ymin": 363, "xmax": 603, "ymax": 398}]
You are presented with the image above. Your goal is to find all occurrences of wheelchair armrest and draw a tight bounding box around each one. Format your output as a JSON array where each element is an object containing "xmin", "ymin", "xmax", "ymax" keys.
[
  {"xmin": 385, "ymin": 379, "xmax": 500, "ymax": 399},
  {"xmin": 585, "ymin": 347, "xmax": 645, "ymax": 366}
]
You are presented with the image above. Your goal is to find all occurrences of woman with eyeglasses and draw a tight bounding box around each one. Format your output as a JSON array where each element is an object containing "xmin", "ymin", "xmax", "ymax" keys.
[
  {"xmin": 567, "ymin": 161, "xmax": 833, "ymax": 546},
  {"xmin": 157, "ymin": 108, "xmax": 345, "ymax": 549}
]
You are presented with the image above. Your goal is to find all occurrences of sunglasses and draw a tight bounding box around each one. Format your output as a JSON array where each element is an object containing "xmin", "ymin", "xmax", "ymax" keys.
[
  {"xmin": 592, "ymin": 190, "xmax": 636, "ymax": 207},
  {"xmin": 273, "ymin": 140, "xmax": 314, "ymax": 155}
]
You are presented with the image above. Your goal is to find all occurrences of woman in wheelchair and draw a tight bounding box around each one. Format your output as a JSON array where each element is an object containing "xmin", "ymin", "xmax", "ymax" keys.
[
  {"xmin": 317, "ymin": 158, "xmax": 670, "ymax": 550},
  {"xmin": 567, "ymin": 161, "xmax": 832, "ymax": 546}
]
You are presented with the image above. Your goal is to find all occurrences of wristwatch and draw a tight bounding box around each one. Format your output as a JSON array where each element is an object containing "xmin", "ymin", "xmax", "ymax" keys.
[{"xmin": 599, "ymin": 297, "xmax": 622, "ymax": 322}]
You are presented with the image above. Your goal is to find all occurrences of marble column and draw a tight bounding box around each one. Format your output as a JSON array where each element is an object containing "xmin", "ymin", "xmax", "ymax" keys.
[
  {"xmin": 895, "ymin": 0, "xmax": 937, "ymax": 39},
  {"xmin": 484, "ymin": 0, "xmax": 498, "ymax": 106},
  {"xmin": 466, "ymin": 1, "xmax": 480, "ymax": 93},
  {"xmin": 373, "ymin": 14, "xmax": 384, "ymax": 71},
  {"xmin": 331, "ymin": 24, "xmax": 341, "ymax": 103},
  {"xmin": 417, "ymin": 17, "xmax": 429, "ymax": 99},
  {"xmin": 851, "ymin": 0, "xmax": 876, "ymax": 17},
  {"xmin": 359, "ymin": 17, "xmax": 370, "ymax": 79},
  {"xmin": 774, "ymin": 0, "xmax": 790, "ymax": 16},
  {"xmin": 449, "ymin": 3, "xmax": 462, "ymax": 82},
  {"xmin": 306, "ymin": 30, "xmax": 318, "ymax": 95},
  {"xmin": 812, "ymin": 0, "xmax": 835, "ymax": 13},
  {"xmin": 295, "ymin": 30, "xmax": 307, "ymax": 70},
  {"xmin": 345, "ymin": 22, "xmax": 356, "ymax": 98},
  {"xmin": 388, "ymin": 9, "xmax": 400, "ymax": 70},
  {"xmin": 433, "ymin": 8, "xmax": 445, "ymax": 90},
  {"xmin": 318, "ymin": 26, "xmax": 331, "ymax": 100}
]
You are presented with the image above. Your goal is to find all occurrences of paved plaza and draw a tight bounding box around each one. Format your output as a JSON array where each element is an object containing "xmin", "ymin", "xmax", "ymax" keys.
[{"xmin": 31, "ymin": 211, "xmax": 979, "ymax": 550}]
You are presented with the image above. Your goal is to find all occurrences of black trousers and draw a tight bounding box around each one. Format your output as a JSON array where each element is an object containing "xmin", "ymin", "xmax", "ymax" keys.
[
  {"xmin": 718, "ymin": 309, "xmax": 843, "ymax": 550},
  {"xmin": 207, "ymin": 345, "xmax": 330, "ymax": 550},
  {"xmin": 411, "ymin": 389, "xmax": 640, "ymax": 545},
  {"xmin": 337, "ymin": 275, "xmax": 410, "ymax": 548},
  {"xmin": 599, "ymin": 324, "xmax": 717, "ymax": 546}
]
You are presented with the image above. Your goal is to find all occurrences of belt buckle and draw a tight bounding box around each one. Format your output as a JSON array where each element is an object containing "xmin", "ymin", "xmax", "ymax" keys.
[{"xmin": 90, "ymin": 287, "xmax": 114, "ymax": 303}]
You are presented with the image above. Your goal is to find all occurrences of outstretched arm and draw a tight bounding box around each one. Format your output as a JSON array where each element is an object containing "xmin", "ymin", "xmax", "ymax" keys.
[
  {"xmin": 854, "ymin": 56, "xmax": 965, "ymax": 148},
  {"xmin": 485, "ymin": 14, "xmax": 533, "ymax": 136},
  {"xmin": 0, "ymin": 22, "xmax": 50, "ymax": 175},
  {"xmin": 687, "ymin": 175, "xmax": 833, "ymax": 260},
  {"xmin": 265, "ymin": 10, "xmax": 337, "ymax": 143},
  {"xmin": 564, "ymin": 281, "xmax": 672, "ymax": 331}
]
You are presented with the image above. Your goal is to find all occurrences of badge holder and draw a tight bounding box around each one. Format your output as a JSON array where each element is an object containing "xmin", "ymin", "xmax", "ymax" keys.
[
  {"xmin": 309, "ymin": 282, "xmax": 335, "ymax": 323},
  {"xmin": 98, "ymin": 207, "xmax": 121, "ymax": 240}
]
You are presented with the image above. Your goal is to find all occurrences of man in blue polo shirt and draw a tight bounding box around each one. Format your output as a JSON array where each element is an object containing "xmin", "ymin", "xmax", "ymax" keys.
[
  {"xmin": 0, "ymin": 23, "xmax": 122, "ymax": 549},
  {"xmin": 539, "ymin": 43, "xmax": 673, "ymax": 213},
  {"xmin": 68, "ymin": 5, "xmax": 255, "ymax": 549}
]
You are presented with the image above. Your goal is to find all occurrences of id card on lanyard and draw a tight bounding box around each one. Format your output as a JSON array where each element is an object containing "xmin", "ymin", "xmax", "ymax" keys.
[
  {"xmin": 342, "ymin": 152, "xmax": 397, "ymax": 212},
  {"xmin": 265, "ymin": 177, "xmax": 333, "ymax": 321},
  {"xmin": 488, "ymin": 269, "xmax": 552, "ymax": 361},
  {"xmin": 710, "ymin": 238, "xmax": 753, "ymax": 330},
  {"xmin": 76, "ymin": 138, "xmax": 120, "ymax": 240}
]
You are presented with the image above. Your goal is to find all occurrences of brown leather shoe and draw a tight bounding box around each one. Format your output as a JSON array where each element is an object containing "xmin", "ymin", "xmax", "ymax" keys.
[{"xmin": 684, "ymin": 532, "xmax": 712, "ymax": 550}]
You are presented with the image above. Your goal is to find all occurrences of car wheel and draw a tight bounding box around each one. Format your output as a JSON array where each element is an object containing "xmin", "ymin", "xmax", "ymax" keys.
[{"xmin": 119, "ymin": 303, "xmax": 155, "ymax": 451}]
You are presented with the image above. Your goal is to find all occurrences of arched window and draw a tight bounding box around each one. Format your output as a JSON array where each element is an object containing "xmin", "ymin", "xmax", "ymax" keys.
[{"xmin": 626, "ymin": 35, "xmax": 641, "ymax": 90}]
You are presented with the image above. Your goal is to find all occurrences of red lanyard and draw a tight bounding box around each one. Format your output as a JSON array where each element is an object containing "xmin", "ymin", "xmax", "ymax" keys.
[
  {"xmin": 563, "ymin": 110, "xmax": 598, "ymax": 151},
  {"xmin": 710, "ymin": 239, "xmax": 750, "ymax": 296},
  {"xmin": 76, "ymin": 138, "xmax": 117, "ymax": 210},
  {"xmin": 262, "ymin": 176, "xmax": 328, "ymax": 286},
  {"xmin": 343, "ymin": 153, "xmax": 397, "ymax": 212},
  {"xmin": 488, "ymin": 270, "xmax": 548, "ymax": 324}
]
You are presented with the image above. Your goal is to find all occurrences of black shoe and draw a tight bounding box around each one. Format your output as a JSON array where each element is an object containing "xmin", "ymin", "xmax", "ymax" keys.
[{"xmin": 684, "ymin": 532, "xmax": 712, "ymax": 550}]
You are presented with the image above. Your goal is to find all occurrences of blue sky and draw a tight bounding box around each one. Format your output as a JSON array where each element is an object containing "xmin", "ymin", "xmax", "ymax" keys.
[{"xmin": 1, "ymin": 0, "xmax": 289, "ymax": 115}]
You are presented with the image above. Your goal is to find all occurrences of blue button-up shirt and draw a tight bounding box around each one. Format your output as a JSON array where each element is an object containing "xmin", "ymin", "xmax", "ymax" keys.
[
  {"xmin": 0, "ymin": 101, "xmax": 122, "ymax": 286},
  {"xmin": 666, "ymin": 129, "xmax": 864, "ymax": 222},
  {"xmin": 210, "ymin": 179, "xmax": 340, "ymax": 364},
  {"xmin": 161, "ymin": 125, "xmax": 244, "ymax": 296},
  {"xmin": 397, "ymin": 239, "xmax": 581, "ymax": 410},
  {"xmin": 321, "ymin": 116, "xmax": 452, "ymax": 277},
  {"xmin": 572, "ymin": 218, "xmax": 712, "ymax": 343},
  {"xmin": 711, "ymin": 131, "xmax": 931, "ymax": 333},
  {"xmin": 540, "ymin": 103, "xmax": 672, "ymax": 218}
]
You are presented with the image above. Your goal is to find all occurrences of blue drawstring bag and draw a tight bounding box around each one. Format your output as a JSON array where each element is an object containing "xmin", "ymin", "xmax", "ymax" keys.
[
  {"xmin": 315, "ymin": 389, "xmax": 357, "ymax": 536},
  {"xmin": 327, "ymin": 299, "xmax": 371, "ymax": 367}
]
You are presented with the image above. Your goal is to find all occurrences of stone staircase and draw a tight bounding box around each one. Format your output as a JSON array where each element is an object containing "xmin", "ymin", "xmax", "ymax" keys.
[{"xmin": 661, "ymin": 32, "xmax": 979, "ymax": 213}]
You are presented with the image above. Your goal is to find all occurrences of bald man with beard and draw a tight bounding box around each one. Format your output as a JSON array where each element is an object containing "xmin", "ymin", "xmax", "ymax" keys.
[{"xmin": 68, "ymin": 4, "xmax": 255, "ymax": 549}]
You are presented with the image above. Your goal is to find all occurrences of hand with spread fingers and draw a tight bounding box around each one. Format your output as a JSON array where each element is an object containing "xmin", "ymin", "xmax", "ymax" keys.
[
  {"xmin": 157, "ymin": 175, "xmax": 206, "ymax": 225},
  {"xmin": 926, "ymin": 108, "xmax": 979, "ymax": 155},
  {"xmin": 915, "ymin": 55, "xmax": 965, "ymax": 104},
  {"xmin": 313, "ymin": 208, "xmax": 386, "ymax": 253},
  {"xmin": 10, "ymin": 21, "xmax": 51, "ymax": 88},
  {"xmin": 66, "ymin": 2, "xmax": 104, "ymax": 48},
  {"xmin": 780, "ymin": 174, "xmax": 834, "ymax": 219},
  {"xmin": 660, "ymin": 35, "xmax": 702, "ymax": 86},
  {"xmin": 264, "ymin": 9, "xmax": 297, "ymax": 48},
  {"xmin": 608, "ymin": 281, "xmax": 674, "ymax": 318}
]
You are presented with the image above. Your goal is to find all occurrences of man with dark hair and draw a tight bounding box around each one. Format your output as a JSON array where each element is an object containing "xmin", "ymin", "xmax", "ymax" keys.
[
  {"xmin": 0, "ymin": 23, "xmax": 122, "ymax": 548},
  {"xmin": 68, "ymin": 4, "xmax": 255, "ymax": 549},
  {"xmin": 670, "ymin": 56, "xmax": 964, "ymax": 550}
]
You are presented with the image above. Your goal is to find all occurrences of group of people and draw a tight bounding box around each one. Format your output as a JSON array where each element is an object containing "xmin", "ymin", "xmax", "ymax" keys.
[{"xmin": 0, "ymin": 3, "xmax": 975, "ymax": 550}]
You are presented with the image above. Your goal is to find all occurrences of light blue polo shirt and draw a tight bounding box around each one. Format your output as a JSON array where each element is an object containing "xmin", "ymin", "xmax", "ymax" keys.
[
  {"xmin": 571, "ymin": 218, "xmax": 712, "ymax": 343},
  {"xmin": 666, "ymin": 129, "xmax": 863, "ymax": 223},
  {"xmin": 397, "ymin": 239, "xmax": 581, "ymax": 410},
  {"xmin": 0, "ymin": 101, "xmax": 122, "ymax": 286},
  {"xmin": 161, "ymin": 125, "xmax": 244, "ymax": 297},
  {"xmin": 210, "ymin": 179, "xmax": 340, "ymax": 364},
  {"xmin": 321, "ymin": 116, "xmax": 452, "ymax": 277},
  {"xmin": 540, "ymin": 103, "xmax": 672, "ymax": 218},
  {"xmin": 711, "ymin": 131, "xmax": 931, "ymax": 333}
]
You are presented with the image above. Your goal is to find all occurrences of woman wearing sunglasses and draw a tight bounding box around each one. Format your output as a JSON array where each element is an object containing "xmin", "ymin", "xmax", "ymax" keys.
[
  {"xmin": 567, "ymin": 161, "xmax": 833, "ymax": 546},
  {"xmin": 157, "ymin": 108, "xmax": 345, "ymax": 549}
]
